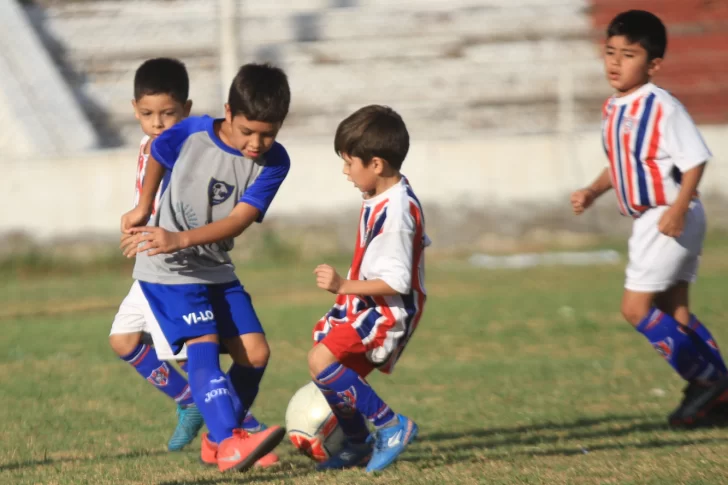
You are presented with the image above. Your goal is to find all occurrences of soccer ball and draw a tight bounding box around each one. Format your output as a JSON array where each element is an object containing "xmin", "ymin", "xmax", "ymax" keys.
[{"xmin": 285, "ymin": 381, "xmax": 346, "ymax": 462}]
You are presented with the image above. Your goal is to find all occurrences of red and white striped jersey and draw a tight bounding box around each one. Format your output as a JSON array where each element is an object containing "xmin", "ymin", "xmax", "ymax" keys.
[
  {"xmin": 601, "ymin": 83, "xmax": 711, "ymax": 217},
  {"xmin": 313, "ymin": 177, "xmax": 430, "ymax": 374},
  {"xmin": 133, "ymin": 135, "xmax": 163, "ymax": 214}
]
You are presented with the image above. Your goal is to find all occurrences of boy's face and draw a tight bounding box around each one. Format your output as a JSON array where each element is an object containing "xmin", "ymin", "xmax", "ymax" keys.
[
  {"xmin": 604, "ymin": 35, "xmax": 662, "ymax": 95},
  {"xmin": 341, "ymin": 153, "xmax": 381, "ymax": 195},
  {"xmin": 132, "ymin": 94, "xmax": 191, "ymax": 139},
  {"xmin": 224, "ymin": 106, "xmax": 281, "ymax": 159}
]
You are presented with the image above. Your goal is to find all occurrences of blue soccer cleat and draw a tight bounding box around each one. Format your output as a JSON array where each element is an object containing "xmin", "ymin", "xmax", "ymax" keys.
[
  {"xmin": 316, "ymin": 440, "xmax": 372, "ymax": 471},
  {"xmin": 366, "ymin": 414, "xmax": 418, "ymax": 473},
  {"xmin": 167, "ymin": 403, "xmax": 204, "ymax": 451},
  {"xmin": 241, "ymin": 412, "xmax": 268, "ymax": 434}
]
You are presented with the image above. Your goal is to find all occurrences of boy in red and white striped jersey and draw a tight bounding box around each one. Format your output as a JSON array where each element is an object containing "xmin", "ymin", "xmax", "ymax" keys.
[
  {"xmin": 571, "ymin": 10, "xmax": 728, "ymax": 427},
  {"xmin": 309, "ymin": 105, "xmax": 429, "ymax": 473}
]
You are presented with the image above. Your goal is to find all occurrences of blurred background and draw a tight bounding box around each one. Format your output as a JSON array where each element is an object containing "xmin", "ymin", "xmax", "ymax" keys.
[{"xmin": 2, "ymin": 0, "xmax": 727, "ymax": 258}]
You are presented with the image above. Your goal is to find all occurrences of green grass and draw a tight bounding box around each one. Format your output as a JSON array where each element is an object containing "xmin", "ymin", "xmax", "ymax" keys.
[{"xmin": 3, "ymin": 238, "xmax": 728, "ymax": 484}]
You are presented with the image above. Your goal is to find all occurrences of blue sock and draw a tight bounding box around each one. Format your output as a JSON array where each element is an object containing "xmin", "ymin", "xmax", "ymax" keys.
[
  {"xmin": 227, "ymin": 364, "xmax": 266, "ymax": 422},
  {"xmin": 179, "ymin": 361, "xmax": 188, "ymax": 373},
  {"xmin": 242, "ymin": 411, "xmax": 262, "ymax": 429},
  {"xmin": 187, "ymin": 342, "xmax": 238, "ymax": 443},
  {"xmin": 637, "ymin": 308, "xmax": 721, "ymax": 382},
  {"xmin": 315, "ymin": 363, "xmax": 395, "ymax": 430},
  {"xmin": 314, "ymin": 379, "xmax": 370, "ymax": 443},
  {"xmin": 121, "ymin": 344, "xmax": 193, "ymax": 406},
  {"xmin": 688, "ymin": 314, "xmax": 728, "ymax": 375}
]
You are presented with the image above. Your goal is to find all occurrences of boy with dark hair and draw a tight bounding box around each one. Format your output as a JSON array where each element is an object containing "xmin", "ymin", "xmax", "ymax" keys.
[
  {"xmin": 571, "ymin": 10, "xmax": 728, "ymax": 426},
  {"xmin": 109, "ymin": 57, "xmax": 204, "ymax": 452},
  {"xmin": 110, "ymin": 58, "xmax": 271, "ymax": 455},
  {"xmin": 308, "ymin": 105, "xmax": 429, "ymax": 472},
  {"xmin": 120, "ymin": 63, "xmax": 290, "ymax": 472}
]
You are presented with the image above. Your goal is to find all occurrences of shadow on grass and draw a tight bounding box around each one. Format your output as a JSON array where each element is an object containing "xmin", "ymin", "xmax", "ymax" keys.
[
  {"xmin": 404, "ymin": 412, "xmax": 728, "ymax": 467},
  {"xmin": 0, "ymin": 448, "xmax": 168, "ymax": 472},
  {"xmin": 5, "ymin": 413, "xmax": 726, "ymax": 480},
  {"xmin": 156, "ymin": 461, "xmax": 315, "ymax": 485}
]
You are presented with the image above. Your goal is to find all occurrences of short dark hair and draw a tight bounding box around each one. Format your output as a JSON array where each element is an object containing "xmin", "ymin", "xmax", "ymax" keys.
[
  {"xmin": 334, "ymin": 105, "xmax": 410, "ymax": 171},
  {"xmin": 607, "ymin": 10, "xmax": 667, "ymax": 60},
  {"xmin": 228, "ymin": 63, "xmax": 290, "ymax": 123},
  {"xmin": 134, "ymin": 58, "xmax": 189, "ymax": 103}
]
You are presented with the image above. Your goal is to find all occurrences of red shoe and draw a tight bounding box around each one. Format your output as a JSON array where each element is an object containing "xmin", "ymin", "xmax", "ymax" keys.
[
  {"xmin": 211, "ymin": 427, "xmax": 286, "ymax": 473},
  {"xmin": 200, "ymin": 432, "xmax": 279, "ymax": 468}
]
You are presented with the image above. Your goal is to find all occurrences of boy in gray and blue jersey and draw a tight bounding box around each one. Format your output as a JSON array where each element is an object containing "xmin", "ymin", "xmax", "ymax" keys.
[{"xmin": 121, "ymin": 63, "xmax": 289, "ymax": 473}]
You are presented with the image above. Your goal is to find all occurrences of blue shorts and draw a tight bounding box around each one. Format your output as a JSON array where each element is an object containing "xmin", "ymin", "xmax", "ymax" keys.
[{"xmin": 139, "ymin": 280, "xmax": 263, "ymax": 355}]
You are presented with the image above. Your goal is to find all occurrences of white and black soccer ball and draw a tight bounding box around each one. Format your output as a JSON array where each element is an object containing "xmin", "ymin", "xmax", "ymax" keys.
[{"xmin": 285, "ymin": 381, "xmax": 346, "ymax": 462}]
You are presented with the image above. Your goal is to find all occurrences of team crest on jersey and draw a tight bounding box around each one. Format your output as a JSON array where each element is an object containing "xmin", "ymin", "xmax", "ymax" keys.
[
  {"xmin": 147, "ymin": 362, "xmax": 170, "ymax": 387},
  {"xmin": 208, "ymin": 178, "xmax": 235, "ymax": 206},
  {"xmin": 623, "ymin": 117, "xmax": 636, "ymax": 133}
]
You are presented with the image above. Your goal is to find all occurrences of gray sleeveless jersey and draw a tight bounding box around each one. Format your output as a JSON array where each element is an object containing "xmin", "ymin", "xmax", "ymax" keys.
[{"xmin": 132, "ymin": 116, "xmax": 290, "ymax": 284}]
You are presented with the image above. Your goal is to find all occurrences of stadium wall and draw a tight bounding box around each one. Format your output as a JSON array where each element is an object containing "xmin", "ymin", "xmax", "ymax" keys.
[{"xmin": 2, "ymin": 125, "xmax": 727, "ymax": 246}]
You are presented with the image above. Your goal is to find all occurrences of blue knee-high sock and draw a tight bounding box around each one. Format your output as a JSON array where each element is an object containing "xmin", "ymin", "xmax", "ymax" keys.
[
  {"xmin": 637, "ymin": 308, "xmax": 721, "ymax": 382},
  {"xmin": 187, "ymin": 343, "xmax": 238, "ymax": 443},
  {"xmin": 121, "ymin": 344, "xmax": 193, "ymax": 406},
  {"xmin": 688, "ymin": 314, "xmax": 728, "ymax": 375},
  {"xmin": 313, "ymin": 379, "xmax": 370, "ymax": 443},
  {"xmin": 227, "ymin": 364, "xmax": 266, "ymax": 423},
  {"xmin": 315, "ymin": 363, "xmax": 395, "ymax": 430}
]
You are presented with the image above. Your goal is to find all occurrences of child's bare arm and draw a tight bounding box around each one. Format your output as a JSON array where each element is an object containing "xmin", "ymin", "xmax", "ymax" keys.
[
  {"xmin": 121, "ymin": 156, "xmax": 165, "ymax": 232},
  {"xmin": 314, "ymin": 264, "xmax": 399, "ymax": 297},
  {"xmin": 122, "ymin": 202, "xmax": 259, "ymax": 257},
  {"xmin": 571, "ymin": 168, "xmax": 612, "ymax": 215},
  {"xmin": 658, "ymin": 163, "xmax": 706, "ymax": 237}
]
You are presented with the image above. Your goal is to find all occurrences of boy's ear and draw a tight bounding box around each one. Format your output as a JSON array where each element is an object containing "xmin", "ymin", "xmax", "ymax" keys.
[
  {"xmin": 131, "ymin": 99, "xmax": 140, "ymax": 120},
  {"xmin": 224, "ymin": 103, "xmax": 232, "ymax": 124},
  {"xmin": 183, "ymin": 100, "xmax": 193, "ymax": 117},
  {"xmin": 647, "ymin": 57, "xmax": 663, "ymax": 77},
  {"xmin": 371, "ymin": 156, "xmax": 386, "ymax": 175}
]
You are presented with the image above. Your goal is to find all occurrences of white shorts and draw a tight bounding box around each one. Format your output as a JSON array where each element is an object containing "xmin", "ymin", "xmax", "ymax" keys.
[
  {"xmin": 625, "ymin": 199, "xmax": 706, "ymax": 293},
  {"xmin": 109, "ymin": 281, "xmax": 188, "ymax": 361}
]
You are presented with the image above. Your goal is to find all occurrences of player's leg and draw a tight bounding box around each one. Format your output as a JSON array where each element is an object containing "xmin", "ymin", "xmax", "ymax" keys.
[
  {"xmin": 140, "ymin": 281, "xmax": 274, "ymax": 473},
  {"xmin": 625, "ymin": 201, "xmax": 728, "ymax": 424},
  {"xmin": 656, "ymin": 282, "xmax": 727, "ymax": 376},
  {"xmin": 655, "ymin": 282, "xmax": 728, "ymax": 425},
  {"xmin": 110, "ymin": 282, "xmax": 195, "ymax": 416},
  {"xmin": 308, "ymin": 324, "xmax": 417, "ymax": 472},
  {"xmin": 143, "ymin": 312, "xmax": 203, "ymax": 452},
  {"xmin": 212, "ymin": 281, "xmax": 284, "ymax": 469}
]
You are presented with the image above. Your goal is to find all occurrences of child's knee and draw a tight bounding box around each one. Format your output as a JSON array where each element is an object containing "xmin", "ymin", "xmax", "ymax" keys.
[
  {"xmin": 226, "ymin": 333, "xmax": 270, "ymax": 367},
  {"xmin": 247, "ymin": 340, "xmax": 270, "ymax": 368},
  {"xmin": 308, "ymin": 344, "xmax": 336, "ymax": 378},
  {"xmin": 109, "ymin": 332, "xmax": 142, "ymax": 357},
  {"xmin": 621, "ymin": 301, "xmax": 649, "ymax": 327}
]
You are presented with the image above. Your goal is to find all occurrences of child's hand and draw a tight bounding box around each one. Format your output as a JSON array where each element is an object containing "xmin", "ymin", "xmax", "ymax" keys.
[
  {"xmin": 314, "ymin": 264, "xmax": 343, "ymax": 294},
  {"xmin": 121, "ymin": 207, "xmax": 151, "ymax": 233},
  {"xmin": 570, "ymin": 188, "xmax": 596, "ymax": 215},
  {"xmin": 658, "ymin": 206, "xmax": 686, "ymax": 238},
  {"xmin": 121, "ymin": 227, "xmax": 184, "ymax": 258}
]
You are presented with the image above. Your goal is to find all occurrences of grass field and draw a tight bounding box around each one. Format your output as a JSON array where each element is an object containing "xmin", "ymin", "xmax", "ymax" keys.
[{"xmin": 3, "ymin": 236, "xmax": 728, "ymax": 485}]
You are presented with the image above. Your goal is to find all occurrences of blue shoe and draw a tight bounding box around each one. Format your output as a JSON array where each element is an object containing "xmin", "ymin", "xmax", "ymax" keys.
[
  {"xmin": 242, "ymin": 412, "xmax": 268, "ymax": 434},
  {"xmin": 167, "ymin": 404, "xmax": 204, "ymax": 451},
  {"xmin": 317, "ymin": 440, "xmax": 372, "ymax": 471},
  {"xmin": 366, "ymin": 414, "xmax": 418, "ymax": 473}
]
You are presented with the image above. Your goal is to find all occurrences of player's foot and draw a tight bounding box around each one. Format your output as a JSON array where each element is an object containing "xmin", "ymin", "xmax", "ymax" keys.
[
  {"xmin": 214, "ymin": 427, "xmax": 286, "ymax": 473},
  {"xmin": 242, "ymin": 412, "xmax": 268, "ymax": 434},
  {"xmin": 167, "ymin": 403, "xmax": 204, "ymax": 451},
  {"xmin": 200, "ymin": 432, "xmax": 280, "ymax": 469},
  {"xmin": 366, "ymin": 414, "xmax": 418, "ymax": 473},
  {"xmin": 316, "ymin": 440, "xmax": 372, "ymax": 471},
  {"xmin": 669, "ymin": 376, "xmax": 728, "ymax": 427}
]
